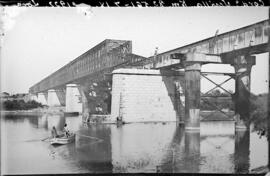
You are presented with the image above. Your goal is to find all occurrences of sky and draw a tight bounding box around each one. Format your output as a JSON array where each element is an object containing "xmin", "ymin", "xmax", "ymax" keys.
[{"xmin": 0, "ymin": 7, "xmax": 269, "ymax": 95}]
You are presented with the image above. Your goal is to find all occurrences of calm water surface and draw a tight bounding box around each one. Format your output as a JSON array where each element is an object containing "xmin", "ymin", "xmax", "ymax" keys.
[{"xmin": 1, "ymin": 114, "xmax": 268, "ymax": 174}]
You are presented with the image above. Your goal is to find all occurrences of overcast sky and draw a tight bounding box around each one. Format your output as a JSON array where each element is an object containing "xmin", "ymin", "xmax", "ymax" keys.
[{"xmin": 0, "ymin": 7, "xmax": 268, "ymax": 95}]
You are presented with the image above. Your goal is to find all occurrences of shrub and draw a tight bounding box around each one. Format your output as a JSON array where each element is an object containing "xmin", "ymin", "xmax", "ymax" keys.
[{"xmin": 2, "ymin": 100, "xmax": 43, "ymax": 110}]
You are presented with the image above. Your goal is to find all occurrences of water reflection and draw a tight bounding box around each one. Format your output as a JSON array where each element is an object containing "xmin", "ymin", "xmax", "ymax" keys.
[
  {"xmin": 39, "ymin": 115, "xmax": 48, "ymax": 129},
  {"xmin": 111, "ymin": 123, "xmax": 177, "ymax": 172},
  {"xmin": 47, "ymin": 114, "xmax": 66, "ymax": 131},
  {"xmin": 1, "ymin": 115, "xmax": 268, "ymax": 174},
  {"xmin": 200, "ymin": 121, "xmax": 235, "ymax": 173},
  {"xmin": 234, "ymin": 130, "xmax": 250, "ymax": 173}
]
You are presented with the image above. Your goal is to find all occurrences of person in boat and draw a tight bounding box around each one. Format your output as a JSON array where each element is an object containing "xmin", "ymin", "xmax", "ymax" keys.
[
  {"xmin": 63, "ymin": 123, "xmax": 70, "ymax": 138},
  {"xmin": 51, "ymin": 126, "xmax": 59, "ymax": 138}
]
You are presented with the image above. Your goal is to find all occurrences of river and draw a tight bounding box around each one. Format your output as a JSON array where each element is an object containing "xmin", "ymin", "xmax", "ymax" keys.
[{"xmin": 1, "ymin": 114, "xmax": 268, "ymax": 174}]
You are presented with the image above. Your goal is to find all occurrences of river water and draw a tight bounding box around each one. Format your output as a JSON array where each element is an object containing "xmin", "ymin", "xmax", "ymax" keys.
[{"xmin": 1, "ymin": 114, "xmax": 268, "ymax": 174}]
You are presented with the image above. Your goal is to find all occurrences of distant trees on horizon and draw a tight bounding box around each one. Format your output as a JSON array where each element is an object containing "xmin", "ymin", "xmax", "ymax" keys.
[{"xmin": 1, "ymin": 100, "xmax": 43, "ymax": 111}]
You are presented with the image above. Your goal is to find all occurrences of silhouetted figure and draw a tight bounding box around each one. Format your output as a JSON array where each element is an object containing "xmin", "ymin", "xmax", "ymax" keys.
[
  {"xmin": 63, "ymin": 123, "xmax": 70, "ymax": 138},
  {"xmin": 51, "ymin": 126, "xmax": 59, "ymax": 138}
]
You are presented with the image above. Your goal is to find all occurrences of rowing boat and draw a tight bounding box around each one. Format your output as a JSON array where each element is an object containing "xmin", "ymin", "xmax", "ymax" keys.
[{"xmin": 50, "ymin": 133, "xmax": 75, "ymax": 145}]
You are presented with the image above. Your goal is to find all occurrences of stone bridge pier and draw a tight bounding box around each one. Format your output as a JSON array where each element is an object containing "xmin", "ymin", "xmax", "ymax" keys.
[
  {"xmin": 37, "ymin": 92, "xmax": 48, "ymax": 105},
  {"xmin": 65, "ymin": 84, "xmax": 82, "ymax": 114},
  {"xmin": 110, "ymin": 69, "xmax": 185, "ymax": 123},
  {"xmin": 47, "ymin": 89, "xmax": 62, "ymax": 106},
  {"xmin": 36, "ymin": 85, "xmax": 82, "ymax": 113}
]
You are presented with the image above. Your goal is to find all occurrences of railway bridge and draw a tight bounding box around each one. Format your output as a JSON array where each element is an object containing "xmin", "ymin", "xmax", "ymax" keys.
[{"xmin": 30, "ymin": 19, "xmax": 269, "ymax": 130}]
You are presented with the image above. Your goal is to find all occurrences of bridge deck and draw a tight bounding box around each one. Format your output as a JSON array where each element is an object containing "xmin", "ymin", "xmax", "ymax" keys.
[{"xmin": 145, "ymin": 20, "xmax": 269, "ymax": 68}]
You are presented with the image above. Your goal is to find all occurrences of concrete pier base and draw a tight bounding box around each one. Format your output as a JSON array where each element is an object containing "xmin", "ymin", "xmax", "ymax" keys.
[
  {"xmin": 47, "ymin": 89, "xmax": 61, "ymax": 106},
  {"xmin": 66, "ymin": 84, "xmax": 82, "ymax": 114},
  {"xmin": 184, "ymin": 62, "xmax": 201, "ymax": 130},
  {"xmin": 37, "ymin": 92, "xmax": 48, "ymax": 105}
]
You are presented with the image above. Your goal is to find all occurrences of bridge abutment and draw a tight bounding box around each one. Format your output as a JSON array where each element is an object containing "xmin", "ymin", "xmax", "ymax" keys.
[
  {"xmin": 65, "ymin": 84, "xmax": 82, "ymax": 114},
  {"xmin": 231, "ymin": 55, "xmax": 255, "ymax": 130},
  {"xmin": 47, "ymin": 89, "xmax": 61, "ymax": 106}
]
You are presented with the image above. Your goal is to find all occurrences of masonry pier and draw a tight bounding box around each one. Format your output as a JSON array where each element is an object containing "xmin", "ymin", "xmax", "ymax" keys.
[
  {"xmin": 111, "ymin": 69, "xmax": 184, "ymax": 123},
  {"xmin": 37, "ymin": 92, "xmax": 47, "ymax": 105},
  {"xmin": 47, "ymin": 89, "xmax": 61, "ymax": 106},
  {"xmin": 65, "ymin": 84, "xmax": 82, "ymax": 114}
]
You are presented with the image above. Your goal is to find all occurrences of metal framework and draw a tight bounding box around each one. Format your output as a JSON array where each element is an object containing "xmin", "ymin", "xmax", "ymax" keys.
[{"xmin": 200, "ymin": 72, "xmax": 235, "ymax": 120}]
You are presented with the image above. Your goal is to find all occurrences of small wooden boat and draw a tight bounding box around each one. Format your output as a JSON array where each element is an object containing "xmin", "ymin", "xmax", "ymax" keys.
[{"xmin": 50, "ymin": 133, "xmax": 76, "ymax": 145}]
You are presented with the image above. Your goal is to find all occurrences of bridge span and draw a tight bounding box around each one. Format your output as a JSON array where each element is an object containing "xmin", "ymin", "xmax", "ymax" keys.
[{"xmin": 29, "ymin": 19, "xmax": 269, "ymax": 130}]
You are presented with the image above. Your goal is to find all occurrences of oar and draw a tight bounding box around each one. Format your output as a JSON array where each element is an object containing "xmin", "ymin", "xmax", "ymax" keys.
[
  {"xmin": 41, "ymin": 136, "xmax": 51, "ymax": 141},
  {"xmin": 75, "ymin": 133, "xmax": 103, "ymax": 141}
]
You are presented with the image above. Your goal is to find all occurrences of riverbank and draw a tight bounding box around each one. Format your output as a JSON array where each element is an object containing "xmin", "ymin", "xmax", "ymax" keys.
[
  {"xmin": 1, "ymin": 106, "xmax": 65, "ymax": 116},
  {"xmin": 1, "ymin": 107, "xmax": 235, "ymax": 123}
]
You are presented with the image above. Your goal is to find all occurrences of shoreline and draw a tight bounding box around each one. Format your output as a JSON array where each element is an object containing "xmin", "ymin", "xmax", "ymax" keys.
[
  {"xmin": 1, "ymin": 108, "xmax": 235, "ymax": 122},
  {"xmin": 1, "ymin": 106, "xmax": 65, "ymax": 116}
]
